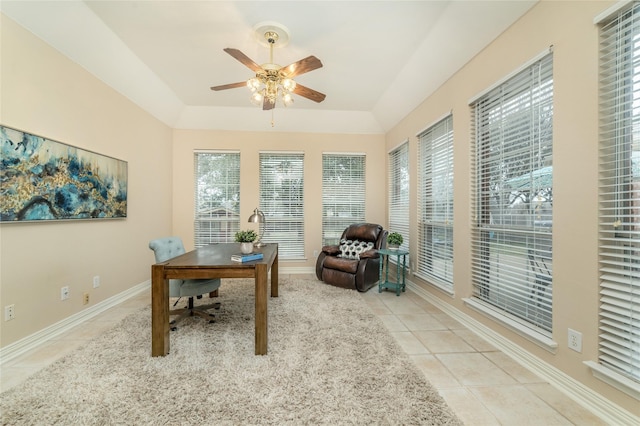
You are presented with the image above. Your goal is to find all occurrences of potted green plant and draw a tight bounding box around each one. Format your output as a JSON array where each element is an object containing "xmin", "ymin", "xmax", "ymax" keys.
[
  {"xmin": 235, "ymin": 229, "xmax": 258, "ymax": 253},
  {"xmin": 387, "ymin": 232, "xmax": 403, "ymax": 249}
]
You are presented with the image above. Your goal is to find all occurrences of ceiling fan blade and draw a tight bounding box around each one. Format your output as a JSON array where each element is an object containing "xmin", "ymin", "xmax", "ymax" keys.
[
  {"xmin": 224, "ymin": 48, "xmax": 262, "ymax": 72},
  {"xmin": 293, "ymin": 83, "xmax": 326, "ymax": 103},
  {"xmin": 281, "ymin": 56, "xmax": 323, "ymax": 78},
  {"xmin": 263, "ymin": 98, "xmax": 275, "ymax": 111},
  {"xmin": 210, "ymin": 81, "xmax": 247, "ymax": 91}
]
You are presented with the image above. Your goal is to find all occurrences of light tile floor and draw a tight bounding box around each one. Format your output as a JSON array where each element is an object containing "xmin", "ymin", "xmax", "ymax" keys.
[
  {"xmin": 1, "ymin": 275, "xmax": 607, "ymax": 425},
  {"xmin": 361, "ymin": 285, "xmax": 607, "ymax": 425}
]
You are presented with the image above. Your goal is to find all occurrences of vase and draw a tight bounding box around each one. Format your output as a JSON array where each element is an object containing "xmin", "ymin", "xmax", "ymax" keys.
[{"xmin": 240, "ymin": 242, "xmax": 254, "ymax": 254}]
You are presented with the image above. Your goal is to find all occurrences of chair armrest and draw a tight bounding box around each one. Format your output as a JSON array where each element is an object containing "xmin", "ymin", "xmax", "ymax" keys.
[
  {"xmin": 359, "ymin": 249, "xmax": 379, "ymax": 259},
  {"xmin": 322, "ymin": 245, "xmax": 341, "ymax": 256}
]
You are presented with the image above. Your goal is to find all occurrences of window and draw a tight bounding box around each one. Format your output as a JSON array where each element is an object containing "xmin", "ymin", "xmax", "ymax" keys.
[
  {"xmin": 194, "ymin": 151, "xmax": 240, "ymax": 247},
  {"xmin": 259, "ymin": 152, "xmax": 305, "ymax": 260},
  {"xmin": 417, "ymin": 115, "xmax": 454, "ymax": 291},
  {"xmin": 322, "ymin": 153, "xmax": 366, "ymax": 245},
  {"xmin": 470, "ymin": 51, "xmax": 554, "ymax": 336},
  {"xmin": 388, "ymin": 142, "xmax": 410, "ymax": 252},
  {"xmin": 595, "ymin": 1, "xmax": 640, "ymax": 392}
]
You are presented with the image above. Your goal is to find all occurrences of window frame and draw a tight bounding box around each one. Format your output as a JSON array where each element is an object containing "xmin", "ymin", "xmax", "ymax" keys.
[
  {"xmin": 592, "ymin": 0, "xmax": 640, "ymax": 399},
  {"xmin": 321, "ymin": 153, "xmax": 366, "ymax": 246},
  {"xmin": 467, "ymin": 49, "xmax": 555, "ymax": 346},
  {"xmin": 193, "ymin": 150, "xmax": 241, "ymax": 247},
  {"xmin": 388, "ymin": 141, "xmax": 410, "ymax": 254},
  {"xmin": 258, "ymin": 152, "xmax": 305, "ymax": 260},
  {"xmin": 417, "ymin": 114, "xmax": 454, "ymax": 292}
]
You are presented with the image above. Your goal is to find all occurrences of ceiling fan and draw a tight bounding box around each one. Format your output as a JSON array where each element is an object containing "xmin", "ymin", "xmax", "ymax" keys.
[{"xmin": 210, "ymin": 23, "xmax": 326, "ymax": 111}]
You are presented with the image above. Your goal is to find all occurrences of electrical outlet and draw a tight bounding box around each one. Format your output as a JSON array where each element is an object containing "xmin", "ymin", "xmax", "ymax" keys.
[
  {"xmin": 83, "ymin": 293, "xmax": 90, "ymax": 305},
  {"xmin": 4, "ymin": 304, "xmax": 15, "ymax": 321},
  {"xmin": 93, "ymin": 275, "xmax": 100, "ymax": 288},
  {"xmin": 61, "ymin": 286, "xmax": 70, "ymax": 301},
  {"xmin": 313, "ymin": 250, "xmax": 318, "ymax": 258},
  {"xmin": 568, "ymin": 328, "xmax": 582, "ymax": 353}
]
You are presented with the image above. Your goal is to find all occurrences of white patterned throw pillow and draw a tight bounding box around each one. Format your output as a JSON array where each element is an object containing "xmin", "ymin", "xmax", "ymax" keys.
[{"xmin": 339, "ymin": 239, "xmax": 374, "ymax": 260}]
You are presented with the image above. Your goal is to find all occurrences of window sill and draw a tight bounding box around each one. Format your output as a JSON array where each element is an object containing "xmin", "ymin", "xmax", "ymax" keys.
[
  {"xmin": 585, "ymin": 361, "xmax": 640, "ymax": 401},
  {"xmin": 463, "ymin": 297, "xmax": 558, "ymax": 353}
]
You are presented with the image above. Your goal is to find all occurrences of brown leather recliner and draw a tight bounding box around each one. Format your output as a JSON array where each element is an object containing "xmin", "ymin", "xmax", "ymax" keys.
[{"xmin": 315, "ymin": 223, "xmax": 388, "ymax": 292}]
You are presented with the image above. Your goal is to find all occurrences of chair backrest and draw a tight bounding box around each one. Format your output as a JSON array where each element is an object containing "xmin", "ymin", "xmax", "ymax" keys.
[
  {"xmin": 149, "ymin": 237, "xmax": 186, "ymax": 263},
  {"xmin": 340, "ymin": 223, "xmax": 386, "ymax": 249}
]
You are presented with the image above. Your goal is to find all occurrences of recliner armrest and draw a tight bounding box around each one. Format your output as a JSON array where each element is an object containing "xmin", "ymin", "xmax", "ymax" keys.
[
  {"xmin": 359, "ymin": 249, "xmax": 379, "ymax": 259},
  {"xmin": 322, "ymin": 245, "xmax": 341, "ymax": 256}
]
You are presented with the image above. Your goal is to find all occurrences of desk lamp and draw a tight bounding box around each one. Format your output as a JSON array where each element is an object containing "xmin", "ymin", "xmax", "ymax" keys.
[{"xmin": 248, "ymin": 207, "xmax": 266, "ymax": 247}]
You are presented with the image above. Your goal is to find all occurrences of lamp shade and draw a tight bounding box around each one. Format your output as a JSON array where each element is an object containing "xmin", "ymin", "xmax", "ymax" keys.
[{"xmin": 248, "ymin": 207, "xmax": 265, "ymax": 223}]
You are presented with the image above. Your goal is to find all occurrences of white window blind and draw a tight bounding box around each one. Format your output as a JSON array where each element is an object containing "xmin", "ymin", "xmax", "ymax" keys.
[
  {"xmin": 417, "ymin": 115, "xmax": 454, "ymax": 291},
  {"xmin": 322, "ymin": 153, "xmax": 366, "ymax": 246},
  {"xmin": 194, "ymin": 151, "xmax": 240, "ymax": 247},
  {"xmin": 259, "ymin": 152, "xmax": 305, "ymax": 260},
  {"xmin": 470, "ymin": 52, "xmax": 554, "ymax": 334},
  {"xmin": 598, "ymin": 2, "xmax": 640, "ymax": 385},
  {"xmin": 388, "ymin": 142, "xmax": 410, "ymax": 252}
]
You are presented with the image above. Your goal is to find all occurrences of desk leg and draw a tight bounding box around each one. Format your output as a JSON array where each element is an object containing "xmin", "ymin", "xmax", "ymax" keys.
[
  {"xmin": 255, "ymin": 263, "xmax": 268, "ymax": 355},
  {"xmin": 151, "ymin": 264, "xmax": 169, "ymax": 357}
]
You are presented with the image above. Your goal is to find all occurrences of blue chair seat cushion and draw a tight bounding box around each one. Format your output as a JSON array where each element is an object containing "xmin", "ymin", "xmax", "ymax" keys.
[{"xmin": 177, "ymin": 278, "xmax": 221, "ymax": 298}]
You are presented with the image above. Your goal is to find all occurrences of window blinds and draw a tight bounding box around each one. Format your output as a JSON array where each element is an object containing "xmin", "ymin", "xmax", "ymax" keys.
[
  {"xmin": 388, "ymin": 142, "xmax": 410, "ymax": 252},
  {"xmin": 194, "ymin": 151, "xmax": 241, "ymax": 247},
  {"xmin": 417, "ymin": 115, "xmax": 454, "ymax": 290},
  {"xmin": 322, "ymin": 153, "xmax": 366, "ymax": 246},
  {"xmin": 259, "ymin": 152, "xmax": 305, "ymax": 260},
  {"xmin": 470, "ymin": 52, "xmax": 554, "ymax": 334},
  {"xmin": 598, "ymin": 1, "xmax": 640, "ymax": 384}
]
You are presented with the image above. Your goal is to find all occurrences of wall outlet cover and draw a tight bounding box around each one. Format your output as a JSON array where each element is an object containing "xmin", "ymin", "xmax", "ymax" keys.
[{"xmin": 568, "ymin": 328, "xmax": 582, "ymax": 353}]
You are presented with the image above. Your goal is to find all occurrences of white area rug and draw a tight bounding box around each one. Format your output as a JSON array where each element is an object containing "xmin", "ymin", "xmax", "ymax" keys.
[{"xmin": 0, "ymin": 277, "xmax": 461, "ymax": 425}]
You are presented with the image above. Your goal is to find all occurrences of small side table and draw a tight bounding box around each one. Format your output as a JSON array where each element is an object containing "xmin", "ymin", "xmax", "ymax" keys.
[{"xmin": 378, "ymin": 248, "xmax": 409, "ymax": 296}]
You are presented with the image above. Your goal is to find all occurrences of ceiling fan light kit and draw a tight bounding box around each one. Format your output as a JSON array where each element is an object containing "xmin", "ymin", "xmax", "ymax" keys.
[
  {"xmin": 211, "ymin": 21, "xmax": 326, "ymax": 116},
  {"xmin": 246, "ymin": 33, "xmax": 297, "ymax": 108}
]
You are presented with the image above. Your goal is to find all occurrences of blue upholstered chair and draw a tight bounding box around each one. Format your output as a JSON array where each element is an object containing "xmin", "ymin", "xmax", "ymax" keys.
[{"xmin": 149, "ymin": 237, "xmax": 222, "ymax": 330}]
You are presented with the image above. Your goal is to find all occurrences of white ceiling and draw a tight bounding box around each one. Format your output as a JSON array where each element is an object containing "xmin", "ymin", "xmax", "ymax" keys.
[{"xmin": 1, "ymin": 1, "xmax": 537, "ymax": 134}]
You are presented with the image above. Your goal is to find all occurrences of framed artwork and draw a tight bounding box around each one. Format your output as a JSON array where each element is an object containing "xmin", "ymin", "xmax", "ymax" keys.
[{"xmin": 0, "ymin": 125, "xmax": 127, "ymax": 222}]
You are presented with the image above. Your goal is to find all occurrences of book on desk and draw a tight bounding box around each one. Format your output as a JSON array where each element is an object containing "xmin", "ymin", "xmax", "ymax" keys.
[{"xmin": 231, "ymin": 252, "xmax": 264, "ymax": 262}]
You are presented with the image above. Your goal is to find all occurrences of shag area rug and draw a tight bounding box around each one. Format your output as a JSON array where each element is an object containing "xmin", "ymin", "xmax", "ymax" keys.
[{"xmin": 0, "ymin": 277, "xmax": 461, "ymax": 425}]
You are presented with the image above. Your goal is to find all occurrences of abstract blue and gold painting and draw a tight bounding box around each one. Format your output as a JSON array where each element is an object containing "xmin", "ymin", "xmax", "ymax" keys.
[{"xmin": 0, "ymin": 125, "xmax": 127, "ymax": 222}]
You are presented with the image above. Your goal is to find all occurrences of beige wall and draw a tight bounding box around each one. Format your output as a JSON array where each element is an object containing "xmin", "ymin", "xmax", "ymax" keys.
[
  {"xmin": 0, "ymin": 15, "xmax": 173, "ymax": 346},
  {"xmin": 2, "ymin": 0, "xmax": 637, "ymax": 417},
  {"xmin": 386, "ymin": 0, "xmax": 638, "ymax": 415},
  {"xmin": 172, "ymin": 130, "xmax": 386, "ymax": 264}
]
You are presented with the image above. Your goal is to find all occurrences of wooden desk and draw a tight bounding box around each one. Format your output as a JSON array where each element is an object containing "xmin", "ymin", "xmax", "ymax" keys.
[{"xmin": 151, "ymin": 243, "xmax": 278, "ymax": 356}]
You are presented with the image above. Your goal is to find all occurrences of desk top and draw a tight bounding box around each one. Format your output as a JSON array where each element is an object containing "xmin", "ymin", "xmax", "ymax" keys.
[{"xmin": 157, "ymin": 243, "xmax": 278, "ymax": 269}]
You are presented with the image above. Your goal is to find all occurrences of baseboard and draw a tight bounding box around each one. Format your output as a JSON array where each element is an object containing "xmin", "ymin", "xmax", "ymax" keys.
[
  {"xmin": 407, "ymin": 280, "xmax": 639, "ymax": 425},
  {"xmin": 0, "ymin": 280, "xmax": 150, "ymax": 366}
]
